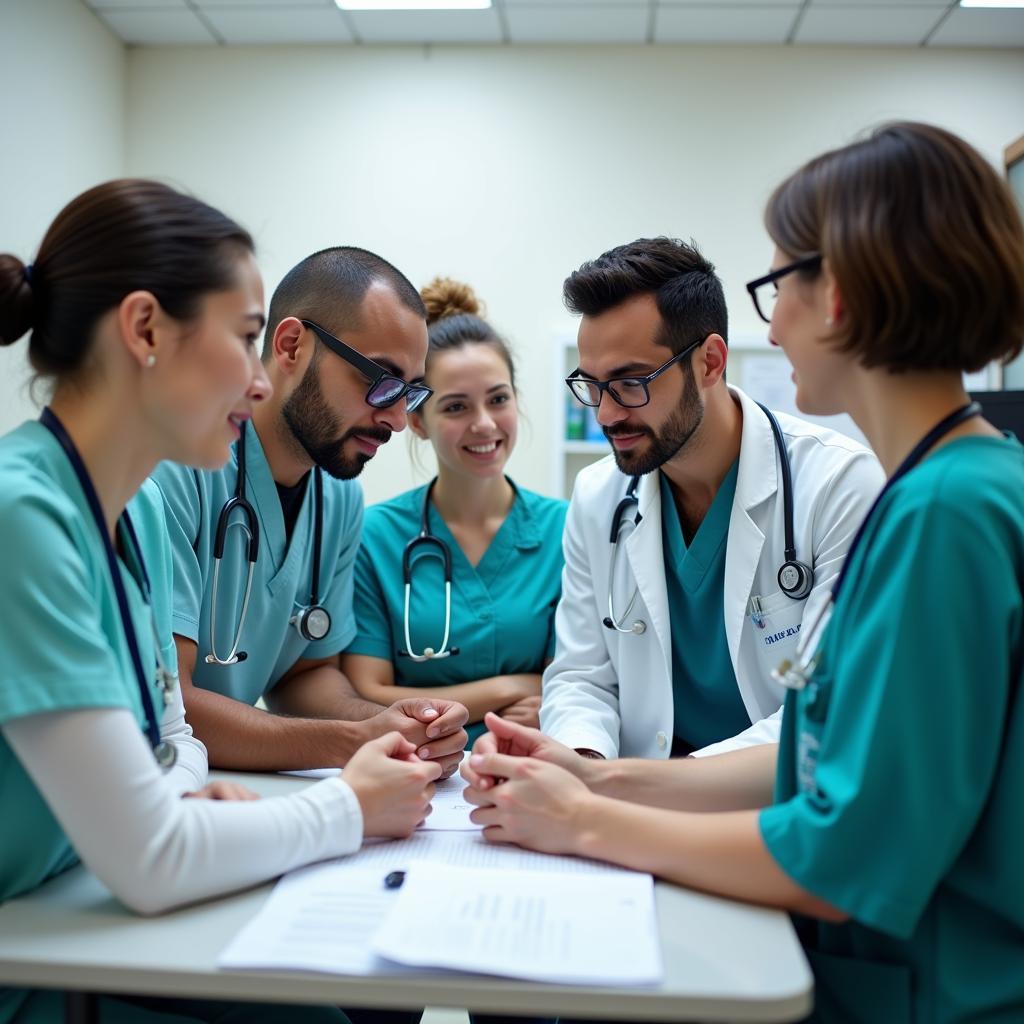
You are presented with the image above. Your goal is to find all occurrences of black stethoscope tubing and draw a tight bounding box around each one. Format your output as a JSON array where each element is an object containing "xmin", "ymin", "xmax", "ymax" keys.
[
  {"xmin": 603, "ymin": 403, "xmax": 814, "ymax": 634},
  {"xmin": 40, "ymin": 408, "xmax": 176, "ymax": 768},
  {"xmin": 208, "ymin": 425, "xmax": 330, "ymax": 665},
  {"xmin": 774, "ymin": 400, "xmax": 982, "ymax": 691}
]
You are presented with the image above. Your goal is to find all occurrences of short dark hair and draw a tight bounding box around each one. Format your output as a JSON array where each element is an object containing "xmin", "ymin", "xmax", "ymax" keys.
[
  {"xmin": 0, "ymin": 179, "xmax": 253, "ymax": 379},
  {"xmin": 420, "ymin": 276, "xmax": 517, "ymax": 393},
  {"xmin": 765, "ymin": 121, "xmax": 1024, "ymax": 373},
  {"xmin": 263, "ymin": 246, "xmax": 426, "ymax": 358},
  {"xmin": 563, "ymin": 237, "xmax": 728, "ymax": 355}
]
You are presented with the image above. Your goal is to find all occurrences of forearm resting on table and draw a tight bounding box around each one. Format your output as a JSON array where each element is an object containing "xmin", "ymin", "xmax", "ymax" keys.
[
  {"xmin": 266, "ymin": 659, "xmax": 383, "ymax": 720},
  {"xmin": 342, "ymin": 653, "xmax": 539, "ymax": 723},
  {"xmin": 175, "ymin": 638, "xmax": 365, "ymax": 771},
  {"xmin": 588, "ymin": 743, "xmax": 779, "ymax": 812},
  {"xmin": 577, "ymin": 797, "xmax": 846, "ymax": 921}
]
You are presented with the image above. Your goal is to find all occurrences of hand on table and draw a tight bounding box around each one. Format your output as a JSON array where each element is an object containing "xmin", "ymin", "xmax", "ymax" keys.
[
  {"xmin": 183, "ymin": 781, "xmax": 260, "ymax": 801},
  {"xmin": 344, "ymin": 731, "xmax": 442, "ymax": 838},
  {"xmin": 464, "ymin": 751, "xmax": 592, "ymax": 855},
  {"xmin": 362, "ymin": 698, "xmax": 469, "ymax": 779}
]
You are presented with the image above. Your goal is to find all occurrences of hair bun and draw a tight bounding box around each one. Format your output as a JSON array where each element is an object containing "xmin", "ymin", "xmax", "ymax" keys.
[
  {"xmin": 421, "ymin": 276, "xmax": 483, "ymax": 325},
  {"xmin": 0, "ymin": 254, "xmax": 35, "ymax": 347}
]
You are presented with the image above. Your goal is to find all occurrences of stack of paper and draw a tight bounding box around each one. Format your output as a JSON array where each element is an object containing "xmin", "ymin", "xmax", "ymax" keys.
[
  {"xmin": 373, "ymin": 861, "xmax": 662, "ymax": 986},
  {"xmin": 219, "ymin": 830, "xmax": 662, "ymax": 986}
]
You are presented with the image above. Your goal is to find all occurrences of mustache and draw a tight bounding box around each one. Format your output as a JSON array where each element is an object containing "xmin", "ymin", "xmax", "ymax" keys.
[
  {"xmin": 603, "ymin": 424, "xmax": 652, "ymax": 439},
  {"xmin": 343, "ymin": 426, "xmax": 392, "ymax": 446}
]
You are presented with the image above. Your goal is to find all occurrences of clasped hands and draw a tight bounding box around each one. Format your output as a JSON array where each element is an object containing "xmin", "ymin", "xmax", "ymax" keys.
[{"xmin": 460, "ymin": 711, "xmax": 600, "ymax": 855}]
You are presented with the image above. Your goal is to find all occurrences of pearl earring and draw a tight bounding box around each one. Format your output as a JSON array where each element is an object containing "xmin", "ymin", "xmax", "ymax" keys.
[
  {"xmin": 824, "ymin": 316, "xmax": 834, "ymax": 327},
  {"xmin": 145, "ymin": 354, "xmax": 157, "ymax": 368}
]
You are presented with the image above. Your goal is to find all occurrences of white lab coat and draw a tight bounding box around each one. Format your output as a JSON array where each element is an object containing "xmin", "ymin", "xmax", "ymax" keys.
[{"xmin": 541, "ymin": 385, "xmax": 884, "ymax": 759}]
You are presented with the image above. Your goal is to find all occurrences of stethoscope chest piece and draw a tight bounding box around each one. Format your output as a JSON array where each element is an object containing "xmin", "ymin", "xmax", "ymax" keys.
[
  {"xmin": 293, "ymin": 604, "xmax": 332, "ymax": 642},
  {"xmin": 153, "ymin": 740, "xmax": 177, "ymax": 769},
  {"xmin": 778, "ymin": 559, "xmax": 813, "ymax": 600}
]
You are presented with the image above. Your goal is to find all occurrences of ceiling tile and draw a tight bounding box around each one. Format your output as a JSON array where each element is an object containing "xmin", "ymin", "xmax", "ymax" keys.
[
  {"xmin": 346, "ymin": 8, "xmax": 502, "ymax": 42},
  {"xmin": 795, "ymin": 5, "xmax": 948, "ymax": 45},
  {"xmin": 928, "ymin": 7, "xmax": 1024, "ymax": 46},
  {"xmin": 87, "ymin": 0, "xmax": 187, "ymax": 8},
  {"xmin": 506, "ymin": 5, "xmax": 649, "ymax": 43},
  {"xmin": 94, "ymin": 7, "xmax": 218, "ymax": 43},
  {"xmin": 200, "ymin": 7, "xmax": 354, "ymax": 43},
  {"xmin": 658, "ymin": 0, "xmax": 803, "ymax": 6},
  {"xmin": 655, "ymin": 4, "xmax": 799, "ymax": 43},
  {"xmin": 810, "ymin": 0, "xmax": 950, "ymax": 5},
  {"xmin": 503, "ymin": 0, "xmax": 647, "ymax": 5},
  {"xmin": 197, "ymin": 0, "xmax": 337, "ymax": 6}
]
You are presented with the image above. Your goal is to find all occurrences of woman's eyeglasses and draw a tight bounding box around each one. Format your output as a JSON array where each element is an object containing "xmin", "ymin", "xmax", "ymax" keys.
[{"xmin": 745, "ymin": 254, "xmax": 823, "ymax": 324}]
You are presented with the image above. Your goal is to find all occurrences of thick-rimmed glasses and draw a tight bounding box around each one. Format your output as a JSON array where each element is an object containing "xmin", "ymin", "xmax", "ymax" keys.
[
  {"xmin": 565, "ymin": 337, "xmax": 704, "ymax": 409},
  {"xmin": 301, "ymin": 320, "xmax": 432, "ymax": 412},
  {"xmin": 746, "ymin": 254, "xmax": 822, "ymax": 324}
]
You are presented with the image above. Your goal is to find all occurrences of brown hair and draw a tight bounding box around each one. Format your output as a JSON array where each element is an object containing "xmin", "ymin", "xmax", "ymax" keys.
[
  {"xmin": 419, "ymin": 277, "xmax": 517, "ymax": 391},
  {"xmin": 765, "ymin": 121, "xmax": 1024, "ymax": 373},
  {"xmin": 0, "ymin": 179, "xmax": 254, "ymax": 379}
]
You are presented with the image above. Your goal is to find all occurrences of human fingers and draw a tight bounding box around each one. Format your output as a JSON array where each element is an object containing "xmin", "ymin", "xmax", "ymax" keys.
[
  {"xmin": 425, "ymin": 700, "xmax": 470, "ymax": 739},
  {"xmin": 463, "ymin": 783, "xmax": 497, "ymax": 808},
  {"xmin": 467, "ymin": 750, "xmax": 532, "ymax": 782},
  {"xmin": 416, "ymin": 725, "xmax": 467, "ymax": 761}
]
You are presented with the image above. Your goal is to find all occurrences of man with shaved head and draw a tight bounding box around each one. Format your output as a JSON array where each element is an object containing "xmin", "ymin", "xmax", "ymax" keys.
[{"xmin": 151, "ymin": 247, "xmax": 469, "ymax": 777}]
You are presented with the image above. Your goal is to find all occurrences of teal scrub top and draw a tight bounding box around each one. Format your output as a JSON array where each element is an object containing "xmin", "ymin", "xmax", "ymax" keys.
[
  {"xmin": 661, "ymin": 464, "xmax": 748, "ymax": 752},
  {"xmin": 345, "ymin": 483, "xmax": 567, "ymax": 742},
  {"xmin": 759, "ymin": 436, "xmax": 1024, "ymax": 1024},
  {"xmin": 150, "ymin": 423, "xmax": 362, "ymax": 705},
  {"xmin": 0, "ymin": 422, "xmax": 177, "ymax": 1024}
]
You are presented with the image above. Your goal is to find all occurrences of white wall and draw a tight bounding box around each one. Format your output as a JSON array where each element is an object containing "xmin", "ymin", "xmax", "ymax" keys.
[
  {"xmin": 0, "ymin": 0, "xmax": 125, "ymax": 431},
  {"xmin": 123, "ymin": 42, "xmax": 1024, "ymax": 504}
]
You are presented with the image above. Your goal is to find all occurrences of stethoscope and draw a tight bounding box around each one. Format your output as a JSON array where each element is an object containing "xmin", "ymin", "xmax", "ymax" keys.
[
  {"xmin": 206, "ymin": 423, "xmax": 331, "ymax": 666},
  {"xmin": 603, "ymin": 403, "xmax": 814, "ymax": 635},
  {"xmin": 40, "ymin": 408, "xmax": 177, "ymax": 769},
  {"xmin": 772, "ymin": 401, "xmax": 982, "ymax": 692},
  {"xmin": 398, "ymin": 477, "xmax": 469, "ymax": 662}
]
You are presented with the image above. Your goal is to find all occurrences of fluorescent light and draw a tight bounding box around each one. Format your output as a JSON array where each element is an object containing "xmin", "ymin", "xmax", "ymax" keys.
[
  {"xmin": 960, "ymin": 1, "xmax": 1024, "ymax": 8},
  {"xmin": 336, "ymin": 0, "xmax": 492, "ymax": 9}
]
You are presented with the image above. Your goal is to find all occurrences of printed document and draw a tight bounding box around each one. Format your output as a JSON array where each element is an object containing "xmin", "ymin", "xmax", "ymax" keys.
[{"xmin": 373, "ymin": 861, "xmax": 663, "ymax": 985}]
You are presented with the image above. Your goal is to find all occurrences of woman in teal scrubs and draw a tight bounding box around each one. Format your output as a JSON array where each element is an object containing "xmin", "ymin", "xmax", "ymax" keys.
[
  {"xmin": 461, "ymin": 123, "xmax": 1024, "ymax": 1024},
  {"xmin": 0, "ymin": 181, "xmax": 439, "ymax": 1024},
  {"xmin": 342, "ymin": 278, "xmax": 567, "ymax": 745}
]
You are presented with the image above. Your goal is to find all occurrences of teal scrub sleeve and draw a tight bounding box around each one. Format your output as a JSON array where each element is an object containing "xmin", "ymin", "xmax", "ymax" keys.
[
  {"xmin": 0, "ymin": 489, "xmax": 135, "ymax": 722},
  {"xmin": 759, "ymin": 496, "xmax": 1015, "ymax": 940},
  {"xmin": 149, "ymin": 462, "xmax": 206, "ymax": 644},
  {"xmin": 303, "ymin": 488, "xmax": 363, "ymax": 660},
  {"xmin": 344, "ymin": 535, "xmax": 396, "ymax": 661}
]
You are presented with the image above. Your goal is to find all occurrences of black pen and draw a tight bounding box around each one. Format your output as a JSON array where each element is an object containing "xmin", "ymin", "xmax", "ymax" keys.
[{"xmin": 383, "ymin": 870, "xmax": 406, "ymax": 890}]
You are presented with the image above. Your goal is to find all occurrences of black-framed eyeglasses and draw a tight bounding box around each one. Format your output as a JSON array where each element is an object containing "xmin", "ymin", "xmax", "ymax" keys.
[
  {"xmin": 564, "ymin": 337, "xmax": 704, "ymax": 409},
  {"xmin": 301, "ymin": 320, "xmax": 432, "ymax": 413},
  {"xmin": 745, "ymin": 254, "xmax": 822, "ymax": 324}
]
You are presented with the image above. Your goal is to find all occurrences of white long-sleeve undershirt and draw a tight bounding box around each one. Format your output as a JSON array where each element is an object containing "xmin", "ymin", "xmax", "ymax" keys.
[{"xmin": 4, "ymin": 706, "xmax": 363, "ymax": 915}]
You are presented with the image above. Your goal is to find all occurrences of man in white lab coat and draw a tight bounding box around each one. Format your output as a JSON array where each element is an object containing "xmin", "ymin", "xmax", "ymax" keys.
[{"xmin": 541, "ymin": 237, "xmax": 883, "ymax": 759}]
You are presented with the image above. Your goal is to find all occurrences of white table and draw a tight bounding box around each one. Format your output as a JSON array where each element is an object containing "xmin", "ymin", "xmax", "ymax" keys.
[{"xmin": 0, "ymin": 772, "xmax": 813, "ymax": 1022}]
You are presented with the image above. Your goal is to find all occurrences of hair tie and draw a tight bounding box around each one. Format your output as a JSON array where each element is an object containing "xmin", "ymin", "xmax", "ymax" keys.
[{"xmin": 24, "ymin": 264, "xmax": 34, "ymax": 287}]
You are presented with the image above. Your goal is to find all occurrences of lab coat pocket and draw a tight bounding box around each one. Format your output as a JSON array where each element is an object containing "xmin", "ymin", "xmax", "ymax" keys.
[
  {"xmin": 750, "ymin": 590, "xmax": 804, "ymax": 679},
  {"xmin": 805, "ymin": 947, "xmax": 913, "ymax": 1024}
]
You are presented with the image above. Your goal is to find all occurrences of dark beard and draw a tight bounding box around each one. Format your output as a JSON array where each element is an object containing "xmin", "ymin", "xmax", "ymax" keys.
[
  {"xmin": 281, "ymin": 362, "xmax": 390, "ymax": 480},
  {"xmin": 605, "ymin": 363, "xmax": 703, "ymax": 477}
]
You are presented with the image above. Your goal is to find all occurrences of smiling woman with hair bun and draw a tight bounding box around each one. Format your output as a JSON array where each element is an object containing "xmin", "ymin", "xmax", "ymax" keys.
[{"xmin": 341, "ymin": 276, "xmax": 568, "ymax": 746}]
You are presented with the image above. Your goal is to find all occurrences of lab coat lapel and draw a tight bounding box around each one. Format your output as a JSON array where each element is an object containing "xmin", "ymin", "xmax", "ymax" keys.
[
  {"xmin": 624, "ymin": 473, "xmax": 672, "ymax": 682},
  {"xmin": 723, "ymin": 386, "xmax": 777, "ymax": 673}
]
